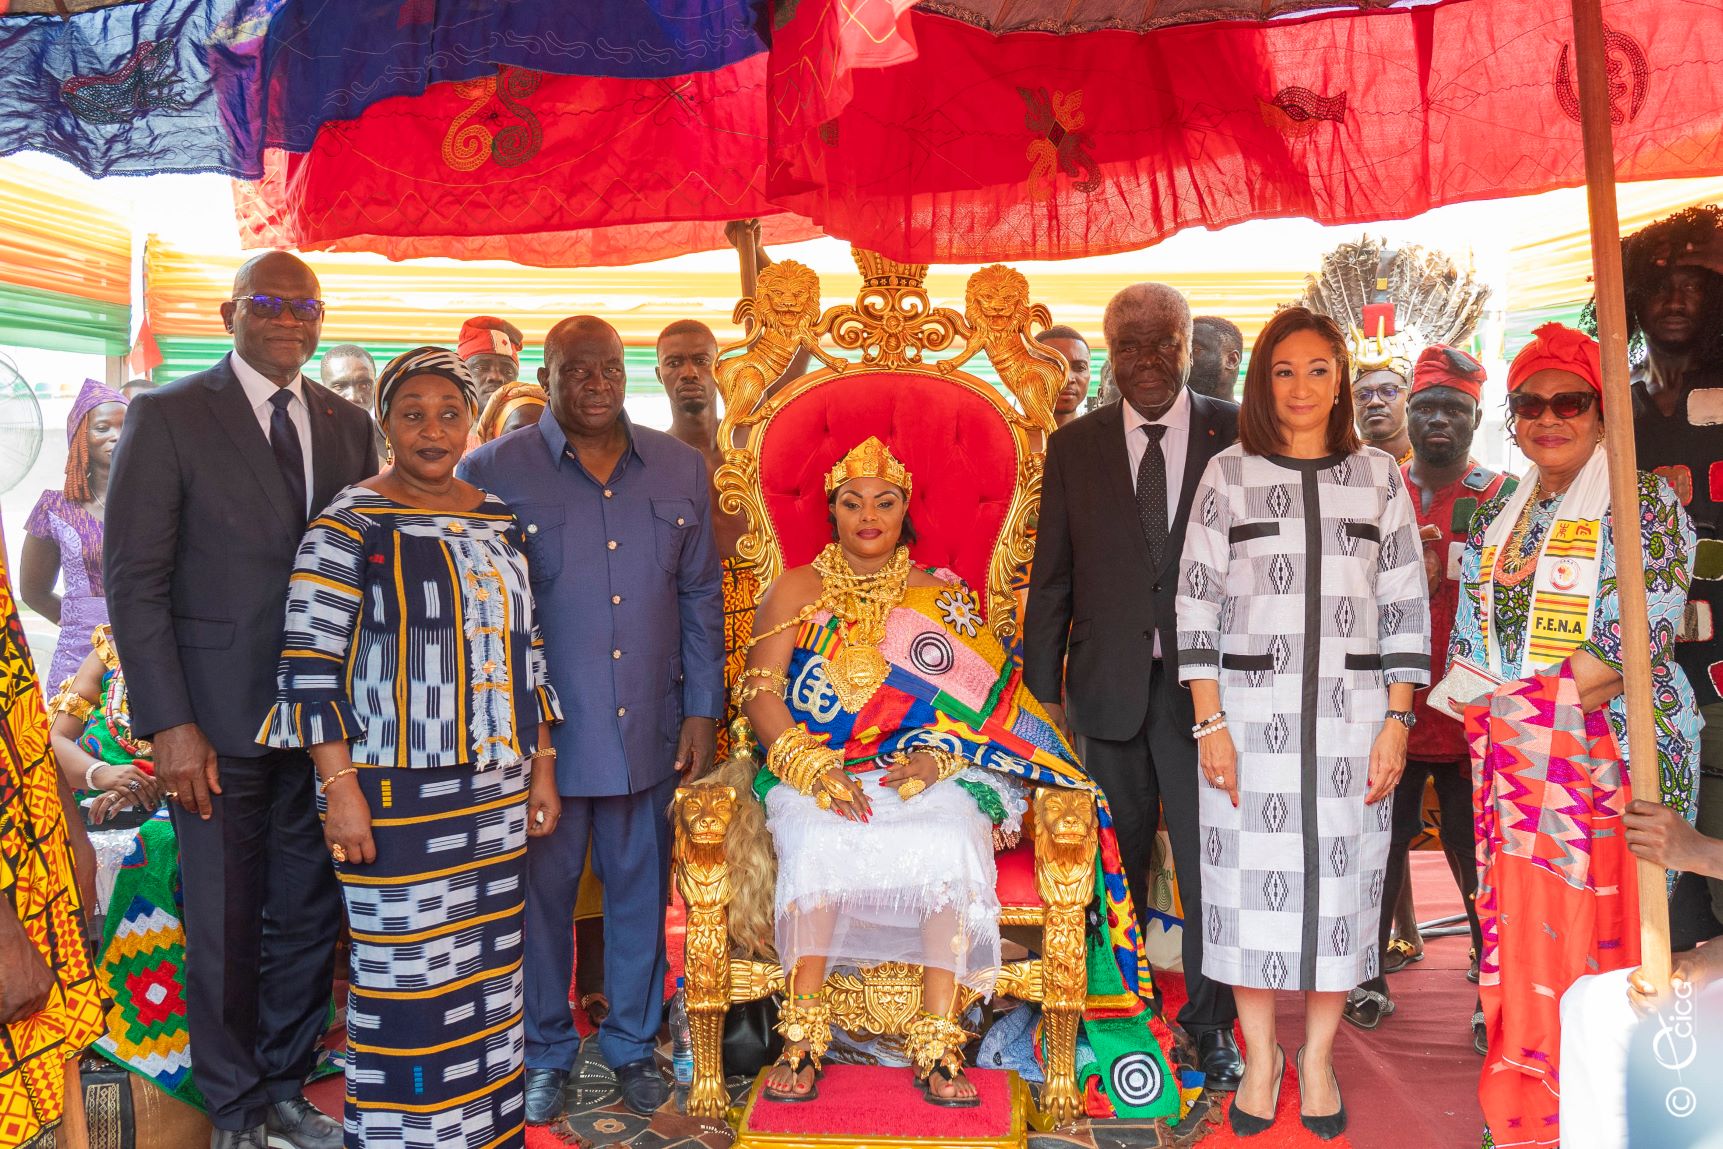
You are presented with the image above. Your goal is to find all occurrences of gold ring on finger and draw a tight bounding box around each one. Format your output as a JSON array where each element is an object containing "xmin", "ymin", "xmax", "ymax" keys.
[
  {"xmin": 330, "ymin": 843, "xmax": 348, "ymax": 863},
  {"xmin": 898, "ymin": 778, "xmax": 926, "ymax": 799}
]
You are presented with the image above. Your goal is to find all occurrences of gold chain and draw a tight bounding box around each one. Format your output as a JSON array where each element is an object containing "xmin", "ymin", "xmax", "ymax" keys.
[{"xmin": 1493, "ymin": 482, "xmax": 1547, "ymax": 588}]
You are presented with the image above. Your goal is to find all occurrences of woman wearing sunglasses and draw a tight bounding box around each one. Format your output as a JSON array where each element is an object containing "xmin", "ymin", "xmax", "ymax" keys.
[{"xmin": 1434, "ymin": 323, "xmax": 1699, "ymax": 1147}]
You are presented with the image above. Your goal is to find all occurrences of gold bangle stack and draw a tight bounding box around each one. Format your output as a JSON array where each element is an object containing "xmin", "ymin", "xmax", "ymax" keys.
[
  {"xmin": 884, "ymin": 744, "xmax": 967, "ymax": 800},
  {"xmin": 48, "ymin": 677, "xmax": 96, "ymax": 724},
  {"xmin": 766, "ymin": 725, "xmax": 854, "ymax": 809},
  {"xmin": 731, "ymin": 666, "xmax": 790, "ymax": 708}
]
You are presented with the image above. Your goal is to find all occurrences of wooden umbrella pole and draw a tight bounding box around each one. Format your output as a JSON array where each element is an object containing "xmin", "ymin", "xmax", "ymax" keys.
[{"xmin": 1570, "ymin": 0, "xmax": 1672, "ymax": 986}]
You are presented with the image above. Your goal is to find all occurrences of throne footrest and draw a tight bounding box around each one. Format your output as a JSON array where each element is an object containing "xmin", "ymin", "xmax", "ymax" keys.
[{"xmin": 736, "ymin": 1064, "xmax": 1028, "ymax": 1149}]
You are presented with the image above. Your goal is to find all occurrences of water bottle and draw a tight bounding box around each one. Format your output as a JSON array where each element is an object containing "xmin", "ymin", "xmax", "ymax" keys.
[{"xmin": 670, "ymin": 977, "xmax": 694, "ymax": 1087}]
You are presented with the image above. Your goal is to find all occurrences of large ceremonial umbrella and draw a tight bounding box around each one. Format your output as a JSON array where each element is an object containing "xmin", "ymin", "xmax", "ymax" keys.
[{"xmin": 0, "ymin": 0, "xmax": 1683, "ymax": 975}]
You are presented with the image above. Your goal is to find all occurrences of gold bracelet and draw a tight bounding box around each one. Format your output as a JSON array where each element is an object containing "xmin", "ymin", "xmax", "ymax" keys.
[
  {"xmin": 317, "ymin": 766, "xmax": 360, "ymax": 796},
  {"xmin": 766, "ymin": 726, "xmax": 844, "ymax": 797},
  {"xmin": 733, "ymin": 683, "xmax": 786, "ymax": 706},
  {"xmin": 524, "ymin": 746, "xmax": 557, "ymax": 762},
  {"xmin": 48, "ymin": 678, "xmax": 96, "ymax": 724}
]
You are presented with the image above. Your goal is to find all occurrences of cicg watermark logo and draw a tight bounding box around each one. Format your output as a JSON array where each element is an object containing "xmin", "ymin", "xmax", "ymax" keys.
[{"xmin": 1651, "ymin": 976, "xmax": 1699, "ymax": 1119}]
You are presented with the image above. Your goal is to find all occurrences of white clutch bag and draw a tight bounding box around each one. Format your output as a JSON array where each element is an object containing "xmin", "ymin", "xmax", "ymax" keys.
[{"xmin": 1426, "ymin": 657, "xmax": 1502, "ymax": 721}]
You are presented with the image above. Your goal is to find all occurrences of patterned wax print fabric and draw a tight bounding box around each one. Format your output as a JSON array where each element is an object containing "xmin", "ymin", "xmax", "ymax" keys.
[
  {"xmin": 1176, "ymin": 447, "xmax": 1432, "ymax": 992},
  {"xmin": 1449, "ymin": 471, "xmax": 1700, "ymax": 820},
  {"xmin": 331, "ymin": 759, "xmax": 530, "ymax": 1148},
  {"xmin": 1468, "ymin": 665, "xmax": 1640, "ymax": 1149},
  {"xmin": 93, "ymin": 813, "xmax": 200, "ymax": 1108},
  {"xmin": 715, "ymin": 556, "xmax": 761, "ymax": 764},
  {"xmin": 0, "ymin": 543, "xmax": 105, "ymax": 1146},
  {"xmin": 259, "ymin": 487, "xmax": 561, "ymax": 768},
  {"xmin": 1403, "ymin": 459, "xmax": 1516, "ymax": 761},
  {"xmin": 24, "ymin": 491, "xmax": 107, "ymax": 686},
  {"xmin": 754, "ymin": 571, "xmax": 1179, "ymax": 1119}
]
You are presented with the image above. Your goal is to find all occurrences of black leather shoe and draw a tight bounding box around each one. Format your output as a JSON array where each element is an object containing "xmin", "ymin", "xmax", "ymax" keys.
[
  {"xmin": 263, "ymin": 1095, "xmax": 341, "ymax": 1149},
  {"xmin": 211, "ymin": 1128, "xmax": 267, "ymax": 1149},
  {"xmin": 1196, "ymin": 1028, "xmax": 1244, "ymax": 1092},
  {"xmin": 1296, "ymin": 1045, "xmax": 1347, "ymax": 1141},
  {"xmin": 1226, "ymin": 1044, "xmax": 1284, "ymax": 1138},
  {"xmin": 524, "ymin": 1068, "xmax": 569, "ymax": 1125},
  {"xmin": 615, "ymin": 1058, "xmax": 670, "ymax": 1115}
]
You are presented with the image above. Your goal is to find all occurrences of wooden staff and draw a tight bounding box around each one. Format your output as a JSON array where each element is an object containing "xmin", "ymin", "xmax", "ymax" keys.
[{"xmin": 1570, "ymin": 0, "xmax": 1671, "ymax": 986}]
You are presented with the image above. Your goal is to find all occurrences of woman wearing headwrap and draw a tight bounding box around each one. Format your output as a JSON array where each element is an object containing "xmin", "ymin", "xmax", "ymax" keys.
[
  {"xmin": 20, "ymin": 379, "xmax": 128, "ymax": 685},
  {"xmin": 1433, "ymin": 323, "xmax": 1698, "ymax": 1147},
  {"xmin": 475, "ymin": 379, "xmax": 549, "ymax": 443},
  {"xmin": 259, "ymin": 347, "xmax": 563, "ymax": 1149}
]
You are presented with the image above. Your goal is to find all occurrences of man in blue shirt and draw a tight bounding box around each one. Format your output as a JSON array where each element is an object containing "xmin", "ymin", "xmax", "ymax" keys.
[{"xmin": 459, "ymin": 315, "xmax": 723, "ymax": 1120}]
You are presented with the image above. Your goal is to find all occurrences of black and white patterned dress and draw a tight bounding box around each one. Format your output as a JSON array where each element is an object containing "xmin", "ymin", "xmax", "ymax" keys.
[{"xmin": 1175, "ymin": 447, "xmax": 1430, "ymax": 992}]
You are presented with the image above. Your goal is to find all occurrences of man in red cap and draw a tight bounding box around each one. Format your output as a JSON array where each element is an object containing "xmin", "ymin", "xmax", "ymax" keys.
[
  {"xmin": 1343, "ymin": 344, "xmax": 1515, "ymax": 1049},
  {"xmin": 458, "ymin": 315, "xmax": 526, "ymax": 408}
]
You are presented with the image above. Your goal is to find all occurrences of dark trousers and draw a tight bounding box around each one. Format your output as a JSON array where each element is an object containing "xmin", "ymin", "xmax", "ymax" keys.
[
  {"xmin": 1078, "ymin": 663, "xmax": 1236, "ymax": 1038},
  {"xmin": 171, "ymin": 750, "xmax": 342, "ymax": 1131},
  {"xmin": 524, "ymin": 774, "xmax": 677, "ymax": 1073},
  {"xmin": 1364, "ymin": 756, "xmax": 1482, "ymax": 994}
]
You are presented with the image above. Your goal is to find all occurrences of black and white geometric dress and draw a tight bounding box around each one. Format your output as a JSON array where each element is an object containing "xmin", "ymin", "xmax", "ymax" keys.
[{"xmin": 1175, "ymin": 446, "xmax": 1431, "ymax": 992}]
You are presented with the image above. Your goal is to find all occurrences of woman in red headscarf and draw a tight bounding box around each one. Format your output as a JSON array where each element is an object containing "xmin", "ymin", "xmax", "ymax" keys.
[{"xmin": 1432, "ymin": 324, "xmax": 1700, "ymax": 1147}]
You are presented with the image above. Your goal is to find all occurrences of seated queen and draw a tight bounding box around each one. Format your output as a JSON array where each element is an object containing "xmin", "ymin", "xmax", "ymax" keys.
[{"xmin": 737, "ymin": 437, "xmax": 1160, "ymax": 1108}]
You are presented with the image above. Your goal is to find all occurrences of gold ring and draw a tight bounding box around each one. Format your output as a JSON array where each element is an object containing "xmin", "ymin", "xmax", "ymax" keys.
[
  {"xmin": 164, "ymin": 790, "xmax": 179, "ymax": 798},
  {"xmin": 898, "ymin": 779, "xmax": 926, "ymax": 799},
  {"xmin": 330, "ymin": 843, "xmax": 348, "ymax": 863},
  {"xmin": 815, "ymin": 790, "xmax": 833, "ymax": 810}
]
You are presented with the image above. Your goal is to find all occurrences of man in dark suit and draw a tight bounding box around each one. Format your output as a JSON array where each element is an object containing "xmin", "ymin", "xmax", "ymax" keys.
[
  {"xmin": 1024, "ymin": 283, "xmax": 1245, "ymax": 1090},
  {"xmin": 105, "ymin": 251, "xmax": 378, "ymax": 1149}
]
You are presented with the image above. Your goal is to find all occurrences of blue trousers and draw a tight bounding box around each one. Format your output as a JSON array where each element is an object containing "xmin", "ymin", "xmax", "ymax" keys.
[{"xmin": 524, "ymin": 774, "xmax": 676, "ymax": 1072}]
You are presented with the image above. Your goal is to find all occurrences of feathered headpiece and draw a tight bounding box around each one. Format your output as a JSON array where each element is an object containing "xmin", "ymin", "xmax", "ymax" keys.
[
  {"xmin": 825, "ymin": 436, "xmax": 912, "ymax": 497},
  {"xmin": 1293, "ymin": 236, "xmax": 1491, "ymax": 382}
]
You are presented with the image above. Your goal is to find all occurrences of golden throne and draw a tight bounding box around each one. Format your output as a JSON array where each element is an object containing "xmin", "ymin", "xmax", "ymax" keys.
[{"xmin": 671, "ymin": 250, "xmax": 1097, "ymax": 1124}]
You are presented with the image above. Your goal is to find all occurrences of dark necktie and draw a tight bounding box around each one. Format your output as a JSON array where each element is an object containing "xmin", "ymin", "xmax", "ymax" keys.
[
  {"xmin": 268, "ymin": 389, "xmax": 307, "ymax": 522},
  {"xmin": 1136, "ymin": 423, "xmax": 1169, "ymax": 569}
]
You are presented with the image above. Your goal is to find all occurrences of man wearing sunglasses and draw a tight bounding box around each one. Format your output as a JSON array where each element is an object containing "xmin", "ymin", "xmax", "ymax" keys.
[
  {"xmin": 106, "ymin": 250, "xmax": 379, "ymax": 1149},
  {"xmin": 1618, "ymin": 207, "xmax": 1723, "ymax": 943},
  {"xmin": 1352, "ymin": 364, "xmax": 1412, "ymax": 465},
  {"xmin": 1343, "ymin": 346, "xmax": 1515, "ymax": 1046}
]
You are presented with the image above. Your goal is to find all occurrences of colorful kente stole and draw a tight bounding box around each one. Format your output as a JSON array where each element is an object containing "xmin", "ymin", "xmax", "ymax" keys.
[
  {"xmin": 757, "ymin": 577, "xmax": 1178, "ymax": 1119},
  {"xmin": 1468, "ymin": 663, "xmax": 1639, "ymax": 1148}
]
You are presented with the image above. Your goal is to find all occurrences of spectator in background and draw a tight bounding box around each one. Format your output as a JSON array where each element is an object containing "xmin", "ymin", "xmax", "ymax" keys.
[
  {"xmin": 1034, "ymin": 324, "xmax": 1092, "ymax": 428},
  {"xmin": 475, "ymin": 380, "xmax": 550, "ymax": 443},
  {"xmin": 316, "ymin": 344, "xmax": 377, "ymax": 412},
  {"xmin": 1189, "ymin": 316, "xmax": 1243, "ymax": 402},
  {"xmin": 121, "ymin": 377, "xmax": 155, "ymax": 401},
  {"xmin": 459, "ymin": 315, "xmax": 526, "ymax": 408},
  {"xmin": 20, "ymin": 380, "xmax": 127, "ymax": 686}
]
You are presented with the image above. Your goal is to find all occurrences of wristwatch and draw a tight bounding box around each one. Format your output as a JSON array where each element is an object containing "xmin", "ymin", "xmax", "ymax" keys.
[{"xmin": 1385, "ymin": 709, "xmax": 1417, "ymax": 730}]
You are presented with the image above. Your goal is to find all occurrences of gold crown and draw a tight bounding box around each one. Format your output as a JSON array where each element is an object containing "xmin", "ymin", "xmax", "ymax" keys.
[
  {"xmin": 853, "ymin": 248, "xmax": 930, "ymax": 290},
  {"xmin": 1347, "ymin": 315, "xmax": 1416, "ymax": 379},
  {"xmin": 825, "ymin": 436, "xmax": 913, "ymax": 497}
]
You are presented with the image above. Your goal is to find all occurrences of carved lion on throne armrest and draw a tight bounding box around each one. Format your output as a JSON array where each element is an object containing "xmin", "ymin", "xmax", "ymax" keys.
[{"xmin": 678, "ymin": 751, "xmax": 779, "ymax": 961}]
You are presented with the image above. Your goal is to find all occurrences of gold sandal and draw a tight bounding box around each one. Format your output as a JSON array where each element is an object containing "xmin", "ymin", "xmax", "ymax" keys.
[
  {"xmin": 765, "ymin": 996, "xmax": 831, "ymax": 1103},
  {"xmin": 905, "ymin": 1009, "xmax": 980, "ymax": 1109}
]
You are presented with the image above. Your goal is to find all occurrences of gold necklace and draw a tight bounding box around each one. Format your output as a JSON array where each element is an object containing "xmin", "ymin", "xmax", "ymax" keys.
[
  {"xmin": 812, "ymin": 544, "xmax": 911, "ymax": 713},
  {"xmin": 1493, "ymin": 482, "xmax": 1548, "ymax": 587}
]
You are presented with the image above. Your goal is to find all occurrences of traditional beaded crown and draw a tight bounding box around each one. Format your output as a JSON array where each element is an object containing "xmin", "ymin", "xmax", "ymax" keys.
[{"xmin": 825, "ymin": 436, "xmax": 913, "ymax": 497}]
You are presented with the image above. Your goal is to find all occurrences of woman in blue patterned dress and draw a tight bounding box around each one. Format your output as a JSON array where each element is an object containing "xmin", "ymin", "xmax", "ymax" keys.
[{"xmin": 261, "ymin": 347, "xmax": 562, "ymax": 1149}]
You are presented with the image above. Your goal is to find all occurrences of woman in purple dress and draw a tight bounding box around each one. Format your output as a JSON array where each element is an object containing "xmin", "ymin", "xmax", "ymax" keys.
[{"xmin": 20, "ymin": 380, "xmax": 128, "ymax": 687}]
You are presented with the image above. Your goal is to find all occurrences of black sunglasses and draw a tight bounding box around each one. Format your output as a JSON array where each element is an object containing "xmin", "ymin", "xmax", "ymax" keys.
[
  {"xmin": 1507, "ymin": 390, "xmax": 1596, "ymax": 420},
  {"xmin": 232, "ymin": 294, "xmax": 325, "ymax": 322}
]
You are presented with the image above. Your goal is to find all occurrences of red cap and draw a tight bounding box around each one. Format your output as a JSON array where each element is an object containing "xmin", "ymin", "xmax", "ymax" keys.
[
  {"xmin": 457, "ymin": 316, "xmax": 522, "ymax": 363},
  {"xmin": 1411, "ymin": 345, "xmax": 1487, "ymax": 403},
  {"xmin": 1507, "ymin": 323, "xmax": 1602, "ymax": 395}
]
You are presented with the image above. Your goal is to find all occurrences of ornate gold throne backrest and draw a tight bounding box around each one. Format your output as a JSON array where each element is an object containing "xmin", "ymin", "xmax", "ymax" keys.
[{"xmin": 712, "ymin": 248, "xmax": 1069, "ymax": 639}]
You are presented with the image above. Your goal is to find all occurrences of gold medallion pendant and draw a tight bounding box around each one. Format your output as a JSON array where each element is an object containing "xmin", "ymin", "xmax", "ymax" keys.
[{"xmin": 826, "ymin": 640, "xmax": 890, "ymax": 713}]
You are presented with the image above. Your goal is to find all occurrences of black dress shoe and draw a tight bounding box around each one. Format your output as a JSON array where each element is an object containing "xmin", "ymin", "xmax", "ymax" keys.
[
  {"xmin": 1295, "ymin": 1045, "xmax": 1347, "ymax": 1141},
  {"xmin": 1226, "ymin": 1044, "xmax": 1284, "ymax": 1138},
  {"xmin": 1196, "ymin": 1029, "xmax": 1244, "ymax": 1092},
  {"xmin": 210, "ymin": 1128, "xmax": 267, "ymax": 1149},
  {"xmin": 524, "ymin": 1068, "xmax": 569, "ymax": 1125},
  {"xmin": 263, "ymin": 1095, "xmax": 342, "ymax": 1149},
  {"xmin": 615, "ymin": 1058, "xmax": 670, "ymax": 1115}
]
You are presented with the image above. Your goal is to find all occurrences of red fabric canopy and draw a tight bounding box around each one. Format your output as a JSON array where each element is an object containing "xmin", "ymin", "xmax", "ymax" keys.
[{"xmin": 236, "ymin": 0, "xmax": 1723, "ymax": 266}]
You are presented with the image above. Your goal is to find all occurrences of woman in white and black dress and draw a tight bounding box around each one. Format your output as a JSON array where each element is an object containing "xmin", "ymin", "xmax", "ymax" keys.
[{"xmin": 1175, "ymin": 307, "xmax": 1431, "ymax": 1141}]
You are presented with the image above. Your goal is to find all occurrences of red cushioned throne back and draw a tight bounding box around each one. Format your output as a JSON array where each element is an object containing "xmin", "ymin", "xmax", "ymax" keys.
[{"xmin": 756, "ymin": 370, "xmax": 1021, "ymax": 612}]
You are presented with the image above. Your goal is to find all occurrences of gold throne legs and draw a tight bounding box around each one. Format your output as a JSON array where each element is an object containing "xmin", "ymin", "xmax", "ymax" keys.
[{"xmin": 672, "ymin": 783, "xmax": 1097, "ymax": 1124}]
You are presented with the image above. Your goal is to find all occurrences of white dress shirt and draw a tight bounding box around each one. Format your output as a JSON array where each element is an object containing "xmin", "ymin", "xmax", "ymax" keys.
[
  {"xmin": 1122, "ymin": 386, "xmax": 1192, "ymax": 658},
  {"xmin": 230, "ymin": 351, "xmax": 313, "ymax": 517}
]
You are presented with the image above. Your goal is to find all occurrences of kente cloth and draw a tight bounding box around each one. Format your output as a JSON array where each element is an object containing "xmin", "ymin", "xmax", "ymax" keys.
[
  {"xmin": 0, "ymin": 541, "xmax": 105, "ymax": 1147},
  {"xmin": 93, "ymin": 814, "xmax": 201, "ymax": 1109},
  {"xmin": 715, "ymin": 556, "xmax": 761, "ymax": 765},
  {"xmin": 236, "ymin": 54, "xmax": 820, "ymax": 268},
  {"xmin": 23, "ymin": 491, "xmax": 107, "ymax": 685},
  {"xmin": 332, "ymin": 759, "xmax": 529, "ymax": 1149},
  {"xmin": 1450, "ymin": 470, "xmax": 1700, "ymax": 821},
  {"xmin": 1404, "ymin": 459, "xmax": 1517, "ymax": 761},
  {"xmin": 754, "ymin": 573, "xmax": 1177, "ymax": 1119},
  {"xmin": 1468, "ymin": 664, "xmax": 1640, "ymax": 1149}
]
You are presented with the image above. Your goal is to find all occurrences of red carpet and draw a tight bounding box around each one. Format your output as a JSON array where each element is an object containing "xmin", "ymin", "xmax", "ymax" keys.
[{"xmin": 746, "ymin": 1064, "xmax": 1014, "ymax": 1138}]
